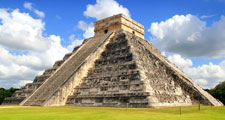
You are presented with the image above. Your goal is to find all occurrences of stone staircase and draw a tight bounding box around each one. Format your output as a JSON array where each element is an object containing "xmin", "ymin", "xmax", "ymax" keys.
[
  {"xmin": 66, "ymin": 32, "xmax": 150, "ymax": 107},
  {"xmin": 20, "ymin": 32, "xmax": 114, "ymax": 106}
]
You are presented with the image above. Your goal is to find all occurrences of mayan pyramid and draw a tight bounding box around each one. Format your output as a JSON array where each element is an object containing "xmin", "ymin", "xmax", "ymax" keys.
[{"xmin": 2, "ymin": 14, "xmax": 223, "ymax": 107}]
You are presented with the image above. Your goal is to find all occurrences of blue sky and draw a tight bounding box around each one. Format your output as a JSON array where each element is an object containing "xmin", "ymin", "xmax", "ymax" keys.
[
  {"xmin": 2, "ymin": 0, "xmax": 225, "ymax": 45},
  {"xmin": 0, "ymin": 0, "xmax": 225, "ymax": 89}
]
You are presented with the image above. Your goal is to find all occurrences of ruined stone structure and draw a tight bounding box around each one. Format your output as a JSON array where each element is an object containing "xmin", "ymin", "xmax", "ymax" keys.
[{"xmin": 2, "ymin": 14, "xmax": 223, "ymax": 107}]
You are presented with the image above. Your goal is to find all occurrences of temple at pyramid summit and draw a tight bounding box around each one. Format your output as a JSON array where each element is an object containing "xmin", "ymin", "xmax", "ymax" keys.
[{"xmin": 2, "ymin": 14, "xmax": 223, "ymax": 107}]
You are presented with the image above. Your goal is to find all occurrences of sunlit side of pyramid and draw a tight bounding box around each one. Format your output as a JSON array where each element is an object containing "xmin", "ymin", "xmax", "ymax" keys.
[{"xmin": 2, "ymin": 14, "xmax": 223, "ymax": 107}]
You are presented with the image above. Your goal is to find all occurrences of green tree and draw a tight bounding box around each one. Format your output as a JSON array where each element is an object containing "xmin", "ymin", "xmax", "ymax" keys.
[
  {"xmin": 208, "ymin": 81, "xmax": 225, "ymax": 104},
  {"xmin": 0, "ymin": 88, "xmax": 19, "ymax": 104}
]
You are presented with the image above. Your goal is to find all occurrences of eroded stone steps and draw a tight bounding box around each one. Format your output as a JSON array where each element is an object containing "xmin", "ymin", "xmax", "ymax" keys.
[
  {"xmin": 76, "ymin": 80, "xmax": 145, "ymax": 88},
  {"xmin": 21, "ymin": 32, "xmax": 114, "ymax": 106},
  {"xmin": 69, "ymin": 92, "xmax": 150, "ymax": 98},
  {"xmin": 65, "ymin": 32, "xmax": 149, "ymax": 107},
  {"xmin": 82, "ymin": 70, "xmax": 139, "ymax": 80}
]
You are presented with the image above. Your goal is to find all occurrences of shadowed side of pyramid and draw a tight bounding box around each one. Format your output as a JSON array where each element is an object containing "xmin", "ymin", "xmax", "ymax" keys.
[
  {"xmin": 65, "ymin": 30, "xmax": 223, "ymax": 107},
  {"xmin": 126, "ymin": 32, "xmax": 223, "ymax": 107}
]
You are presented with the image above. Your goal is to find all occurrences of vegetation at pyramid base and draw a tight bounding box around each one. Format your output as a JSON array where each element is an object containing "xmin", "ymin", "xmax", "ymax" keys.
[
  {"xmin": 206, "ymin": 81, "xmax": 225, "ymax": 104},
  {"xmin": 0, "ymin": 88, "xmax": 19, "ymax": 104}
]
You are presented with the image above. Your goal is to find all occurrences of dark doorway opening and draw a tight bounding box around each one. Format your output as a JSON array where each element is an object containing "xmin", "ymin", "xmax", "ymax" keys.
[{"xmin": 104, "ymin": 29, "xmax": 108, "ymax": 34}]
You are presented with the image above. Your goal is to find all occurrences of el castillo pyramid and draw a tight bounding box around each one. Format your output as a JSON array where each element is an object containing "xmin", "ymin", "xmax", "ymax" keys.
[{"xmin": 2, "ymin": 14, "xmax": 223, "ymax": 107}]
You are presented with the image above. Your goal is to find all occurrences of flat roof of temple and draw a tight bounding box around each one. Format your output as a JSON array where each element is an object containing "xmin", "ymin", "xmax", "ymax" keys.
[{"xmin": 94, "ymin": 14, "xmax": 144, "ymax": 29}]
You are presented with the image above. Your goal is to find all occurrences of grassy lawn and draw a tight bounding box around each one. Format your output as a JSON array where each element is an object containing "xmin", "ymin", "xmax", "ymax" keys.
[{"xmin": 0, "ymin": 105, "xmax": 224, "ymax": 120}]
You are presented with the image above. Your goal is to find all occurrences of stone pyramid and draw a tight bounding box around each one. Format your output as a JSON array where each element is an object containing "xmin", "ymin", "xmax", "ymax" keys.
[{"xmin": 3, "ymin": 14, "xmax": 223, "ymax": 107}]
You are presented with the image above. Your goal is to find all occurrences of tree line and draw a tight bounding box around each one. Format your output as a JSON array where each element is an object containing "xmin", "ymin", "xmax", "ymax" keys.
[
  {"xmin": 205, "ymin": 81, "xmax": 225, "ymax": 105},
  {"xmin": 0, "ymin": 88, "xmax": 19, "ymax": 104}
]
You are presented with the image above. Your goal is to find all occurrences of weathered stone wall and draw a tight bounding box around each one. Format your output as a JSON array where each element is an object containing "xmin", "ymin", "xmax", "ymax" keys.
[
  {"xmin": 66, "ymin": 31, "xmax": 149, "ymax": 107},
  {"xmin": 94, "ymin": 14, "xmax": 144, "ymax": 39},
  {"xmin": 127, "ymin": 33, "xmax": 192, "ymax": 106},
  {"xmin": 126, "ymin": 31, "xmax": 222, "ymax": 106}
]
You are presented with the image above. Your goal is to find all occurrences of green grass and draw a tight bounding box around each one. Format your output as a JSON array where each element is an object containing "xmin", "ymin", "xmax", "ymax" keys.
[{"xmin": 0, "ymin": 105, "xmax": 224, "ymax": 120}]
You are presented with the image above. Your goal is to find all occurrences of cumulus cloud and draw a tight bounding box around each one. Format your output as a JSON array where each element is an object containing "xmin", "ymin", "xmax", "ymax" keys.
[
  {"xmin": 78, "ymin": 0, "xmax": 130, "ymax": 39},
  {"xmin": 78, "ymin": 21, "xmax": 94, "ymax": 38},
  {"xmin": 0, "ymin": 9, "xmax": 47, "ymax": 51},
  {"xmin": 24, "ymin": 2, "xmax": 45, "ymax": 18},
  {"xmin": 67, "ymin": 34, "xmax": 83, "ymax": 51},
  {"xmin": 33, "ymin": 9, "xmax": 45, "ymax": 18},
  {"xmin": 0, "ymin": 0, "xmax": 131, "ymax": 88},
  {"xmin": 24, "ymin": 2, "xmax": 32, "ymax": 10},
  {"xmin": 149, "ymin": 14, "xmax": 225, "ymax": 58},
  {"xmin": 168, "ymin": 54, "xmax": 225, "ymax": 88},
  {"xmin": 84, "ymin": 0, "xmax": 130, "ymax": 20},
  {"xmin": 168, "ymin": 54, "xmax": 193, "ymax": 69},
  {"xmin": 0, "ymin": 9, "xmax": 70, "ymax": 88}
]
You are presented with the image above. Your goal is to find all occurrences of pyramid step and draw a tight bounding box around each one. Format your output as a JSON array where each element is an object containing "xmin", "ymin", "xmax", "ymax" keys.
[
  {"xmin": 94, "ymin": 54, "xmax": 133, "ymax": 66},
  {"xmin": 53, "ymin": 60, "xmax": 65, "ymax": 68},
  {"xmin": 24, "ymin": 82, "xmax": 43, "ymax": 90},
  {"xmin": 7, "ymin": 81, "xmax": 44, "ymax": 104},
  {"xmin": 83, "ymin": 71, "xmax": 139, "ymax": 81},
  {"xmin": 85, "ymin": 69, "xmax": 139, "ymax": 77},
  {"xmin": 77, "ymin": 80, "xmax": 144, "ymax": 88},
  {"xmin": 101, "ymin": 47, "xmax": 130, "ymax": 57},
  {"xmin": 1, "ymin": 97, "xmax": 26, "ymax": 105},
  {"xmin": 63, "ymin": 53, "xmax": 72, "ymax": 61},
  {"xmin": 43, "ymin": 68, "xmax": 57, "ymax": 75},
  {"xmin": 94, "ymin": 61, "xmax": 135, "ymax": 69},
  {"xmin": 72, "ymin": 46, "xmax": 80, "ymax": 53},
  {"xmin": 12, "ymin": 90, "xmax": 23, "ymax": 97},
  {"xmin": 69, "ymin": 92, "xmax": 150, "ymax": 98},
  {"xmin": 33, "ymin": 75, "xmax": 50, "ymax": 83}
]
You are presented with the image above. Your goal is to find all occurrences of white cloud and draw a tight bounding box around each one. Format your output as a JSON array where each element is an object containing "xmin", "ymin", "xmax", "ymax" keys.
[
  {"xmin": 67, "ymin": 34, "xmax": 83, "ymax": 51},
  {"xmin": 23, "ymin": 2, "xmax": 45, "ymax": 18},
  {"xmin": 84, "ymin": 0, "xmax": 130, "ymax": 20},
  {"xmin": 168, "ymin": 54, "xmax": 225, "ymax": 88},
  {"xmin": 0, "ymin": 9, "xmax": 47, "ymax": 51},
  {"xmin": 69, "ymin": 34, "xmax": 76, "ymax": 41},
  {"xmin": 168, "ymin": 54, "xmax": 193, "ymax": 69},
  {"xmin": 77, "ymin": 0, "xmax": 130, "ymax": 40},
  {"xmin": 67, "ymin": 40, "xmax": 83, "ymax": 52},
  {"xmin": 24, "ymin": 2, "xmax": 32, "ymax": 10},
  {"xmin": 78, "ymin": 21, "xmax": 94, "ymax": 38},
  {"xmin": 149, "ymin": 14, "xmax": 225, "ymax": 58},
  {"xmin": 0, "ymin": 9, "xmax": 70, "ymax": 88},
  {"xmin": 17, "ymin": 80, "xmax": 33, "ymax": 88},
  {"xmin": 200, "ymin": 15, "xmax": 215, "ymax": 19},
  {"xmin": 33, "ymin": 9, "xmax": 45, "ymax": 18},
  {"xmin": 78, "ymin": 21, "xmax": 93, "ymax": 31}
]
